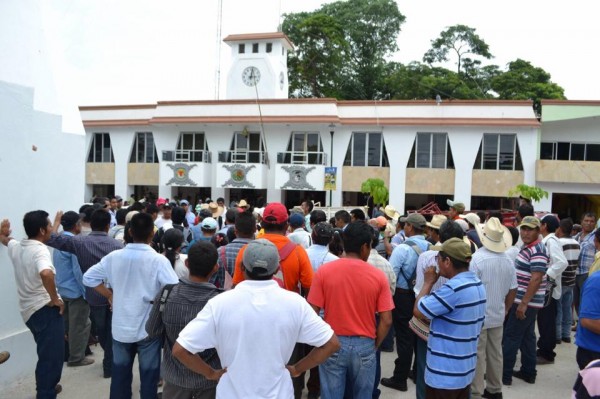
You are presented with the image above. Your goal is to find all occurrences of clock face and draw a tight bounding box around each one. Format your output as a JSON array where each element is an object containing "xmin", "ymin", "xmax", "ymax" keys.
[
  {"xmin": 279, "ymin": 71, "xmax": 285, "ymax": 90},
  {"xmin": 242, "ymin": 66, "xmax": 261, "ymax": 86}
]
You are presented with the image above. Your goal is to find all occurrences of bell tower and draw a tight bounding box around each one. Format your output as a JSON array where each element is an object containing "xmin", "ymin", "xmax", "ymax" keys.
[{"xmin": 223, "ymin": 32, "xmax": 293, "ymax": 100}]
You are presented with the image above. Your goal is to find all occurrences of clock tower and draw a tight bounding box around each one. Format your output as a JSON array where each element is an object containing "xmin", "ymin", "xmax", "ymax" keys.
[{"xmin": 223, "ymin": 32, "xmax": 293, "ymax": 100}]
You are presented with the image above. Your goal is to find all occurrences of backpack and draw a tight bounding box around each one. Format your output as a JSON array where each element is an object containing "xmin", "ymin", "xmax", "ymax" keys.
[
  {"xmin": 542, "ymin": 236, "xmax": 559, "ymax": 307},
  {"xmin": 217, "ymin": 245, "xmax": 234, "ymax": 290},
  {"xmin": 273, "ymin": 241, "xmax": 297, "ymax": 289},
  {"xmin": 399, "ymin": 239, "xmax": 431, "ymax": 290},
  {"xmin": 150, "ymin": 283, "xmax": 177, "ymax": 348}
]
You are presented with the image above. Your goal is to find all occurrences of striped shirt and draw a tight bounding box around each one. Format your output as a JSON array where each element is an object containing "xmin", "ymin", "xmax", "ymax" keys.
[
  {"xmin": 368, "ymin": 249, "xmax": 397, "ymax": 295},
  {"xmin": 210, "ymin": 238, "xmax": 252, "ymax": 289},
  {"xmin": 146, "ymin": 279, "xmax": 222, "ymax": 390},
  {"xmin": 46, "ymin": 231, "xmax": 123, "ymax": 306},
  {"xmin": 514, "ymin": 240, "xmax": 549, "ymax": 308},
  {"xmin": 576, "ymin": 230, "xmax": 597, "ymax": 275},
  {"xmin": 418, "ymin": 271, "xmax": 486, "ymax": 390},
  {"xmin": 560, "ymin": 237, "xmax": 580, "ymax": 287},
  {"xmin": 470, "ymin": 247, "xmax": 517, "ymax": 329}
]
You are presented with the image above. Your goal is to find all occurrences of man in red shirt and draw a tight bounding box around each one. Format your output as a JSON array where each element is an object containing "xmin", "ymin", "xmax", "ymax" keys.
[{"xmin": 308, "ymin": 221, "xmax": 394, "ymax": 398}]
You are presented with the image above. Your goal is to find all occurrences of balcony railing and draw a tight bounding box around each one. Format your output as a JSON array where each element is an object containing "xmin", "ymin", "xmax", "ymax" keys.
[
  {"xmin": 218, "ymin": 151, "xmax": 267, "ymax": 164},
  {"xmin": 162, "ymin": 150, "xmax": 212, "ymax": 163},
  {"xmin": 277, "ymin": 151, "xmax": 327, "ymax": 165}
]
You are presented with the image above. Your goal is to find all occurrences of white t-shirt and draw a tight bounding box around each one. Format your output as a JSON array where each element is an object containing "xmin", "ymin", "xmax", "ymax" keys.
[
  {"xmin": 177, "ymin": 280, "xmax": 334, "ymax": 399},
  {"xmin": 288, "ymin": 228, "xmax": 312, "ymax": 249},
  {"xmin": 8, "ymin": 239, "xmax": 57, "ymax": 322},
  {"xmin": 174, "ymin": 254, "xmax": 189, "ymax": 279}
]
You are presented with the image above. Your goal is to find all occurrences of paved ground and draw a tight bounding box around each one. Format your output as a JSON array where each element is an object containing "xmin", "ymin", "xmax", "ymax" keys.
[{"xmin": 3, "ymin": 334, "xmax": 579, "ymax": 399}]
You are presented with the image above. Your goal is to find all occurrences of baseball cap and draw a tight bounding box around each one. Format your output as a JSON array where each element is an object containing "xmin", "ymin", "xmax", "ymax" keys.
[
  {"xmin": 431, "ymin": 237, "xmax": 472, "ymax": 262},
  {"xmin": 313, "ymin": 222, "xmax": 334, "ymax": 239},
  {"xmin": 201, "ymin": 217, "xmax": 218, "ymax": 230},
  {"xmin": 60, "ymin": 211, "xmax": 81, "ymax": 230},
  {"xmin": 243, "ymin": 239, "xmax": 280, "ymax": 277},
  {"xmin": 157, "ymin": 198, "xmax": 167, "ymax": 207},
  {"xmin": 263, "ymin": 202, "xmax": 288, "ymax": 224},
  {"xmin": 400, "ymin": 213, "xmax": 426, "ymax": 229},
  {"xmin": 447, "ymin": 199, "xmax": 466, "ymax": 214},
  {"xmin": 180, "ymin": 199, "xmax": 189, "ymax": 206},
  {"xmin": 289, "ymin": 213, "xmax": 305, "ymax": 228},
  {"xmin": 115, "ymin": 195, "xmax": 123, "ymax": 202},
  {"xmin": 519, "ymin": 216, "xmax": 541, "ymax": 229}
]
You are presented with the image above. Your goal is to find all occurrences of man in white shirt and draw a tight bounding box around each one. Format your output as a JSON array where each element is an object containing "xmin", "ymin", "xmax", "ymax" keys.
[
  {"xmin": 1, "ymin": 211, "xmax": 65, "ymax": 398},
  {"xmin": 470, "ymin": 217, "xmax": 518, "ymax": 399},
  {"xmin": 288, "ymin": 213, "xmax": 312, "ymax": 249},
  {"xmin": 173, "ymin": 239, "xmax": 340, "ymax": 399},
  {"xmin": 84, "ymin": 212, "xmax": 178, "ymax": 398},
  {"xmin": 536, "ymin": 214, "xmax": 568, "ymax": 364},
  {"xmin": 306, "ymin": 222, "xmax": 338, "ymax": 272}
]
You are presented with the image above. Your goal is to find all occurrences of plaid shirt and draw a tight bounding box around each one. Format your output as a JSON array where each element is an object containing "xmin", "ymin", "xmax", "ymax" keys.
[
  {"xmin": 577, "ymin": 230, "xmax": 597, "ymax": 275},
  {"xmin": 209, "ymin": 238, "xmax": 252, "ymax": 288}
]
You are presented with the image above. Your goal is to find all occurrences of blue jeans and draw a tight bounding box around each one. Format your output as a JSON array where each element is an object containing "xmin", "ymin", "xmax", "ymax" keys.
[
  {"xmin": 110, "ymin": 337, "xmax": 161, "ymax": 399},
  {"xmin": 25, "ymin": 306, "xmax": 65, "ymax": 399},
  {"xmin": 556, "ymin": 286, "xmax": 574, "ymax": 340},
  {"xmin": 320, "ymin": 336, "xmax": 376, "ymax": 399},
  {"xmin": 502, "ymin": 304, "xmax": 538, "ymax": 381}
]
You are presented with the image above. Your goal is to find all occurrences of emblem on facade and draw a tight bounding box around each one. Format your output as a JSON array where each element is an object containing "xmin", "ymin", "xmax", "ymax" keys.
[
  {"xmin": 166, "ymin": 163, "xmax": 198, "ymax": 186},
  {"xmin": 281, "ymin": 165, "xmax": 316, "ymax": 190},
  {"xmin": 222, "ymin": 164, "xmax": 256, "ymax": 188}
]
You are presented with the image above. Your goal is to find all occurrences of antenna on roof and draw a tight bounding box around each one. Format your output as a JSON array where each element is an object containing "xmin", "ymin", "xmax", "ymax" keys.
[
  {"xmin": 214, "ymin": 0, "xmax": 223, "ymax": 100},
  {"xmin": 277, "ymin": 0, "xmax": 283, "ymax": 31}
]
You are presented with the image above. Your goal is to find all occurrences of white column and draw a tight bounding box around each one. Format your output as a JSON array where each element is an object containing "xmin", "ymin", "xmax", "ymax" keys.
[
  {"xmin": 448, "ymin": 129, "xmax": 484, "ymax": 211},
  {"xmin": 267, "ymin": 189, "xmax": 284, "ymax": 204},
  {"xmin": 384, "ymin": 127, "xmax": 416, "ymax": 214},
  {"xmin": 109, "ymin": 130, "xmax": 135, "ymax": 199}
]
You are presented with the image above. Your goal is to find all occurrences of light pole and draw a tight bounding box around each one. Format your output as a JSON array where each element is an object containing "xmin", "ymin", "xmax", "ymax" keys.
[{"xmin": 329, "ymin": 123, "xmax": 335, "ymax": 208}]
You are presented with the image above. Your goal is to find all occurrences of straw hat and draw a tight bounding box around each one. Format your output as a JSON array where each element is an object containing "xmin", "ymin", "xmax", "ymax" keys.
[
  {"xmin": 208, "ymin": 202, "xmax": 224, "ymax": 218},
  {"xmin": 238, "ymin": 199, "xmax": 250, "ymax": 209},
  {"xmin": 426, "ymin": 214, "xmax": 448, "ymax": 230},
  {"xmin": 460, "ymin": 213, "xmax": 481, "ymax": 228},
  {"xmin": 384, "ymin": 205, "xmax": 400, "ymax": 220},
  {"xmin": 476, "ymin": 217, "xmax": 512, "ymax": 253}
]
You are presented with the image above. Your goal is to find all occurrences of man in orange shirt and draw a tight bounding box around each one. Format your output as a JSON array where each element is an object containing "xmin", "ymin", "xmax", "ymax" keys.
[
  {"xmin": 308, "ymin": 221, "xmax": 394, "ymax": 399},
  {"xmin": 232, "ymin": 201, "xmax": 314, "ymax": 398}
]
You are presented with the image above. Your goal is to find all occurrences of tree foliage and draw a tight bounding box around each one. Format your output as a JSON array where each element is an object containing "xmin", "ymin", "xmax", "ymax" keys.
[
  {"xmin": 282, "ymin": 0, "xmax": 405, "ymax": 99},
  {"xmin": 361, "ymin": 178, "xmax": 389, "ymax": 207},
  {"xmin": 423, "ymin": 24, "xmax": 492, "ymax": 75},
  {"xmin": 283, "ymin": 6, "xmax": 567, "ymax": 116},
  {"xmin": 491, "ymin": 59, "xmax": 566, "ymax": 116}
]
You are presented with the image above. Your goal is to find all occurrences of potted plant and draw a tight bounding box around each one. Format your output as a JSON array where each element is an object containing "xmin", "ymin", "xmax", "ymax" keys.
[{"xmin": 361, "ymin": 178, "xmax": 389, "ymax": 217}]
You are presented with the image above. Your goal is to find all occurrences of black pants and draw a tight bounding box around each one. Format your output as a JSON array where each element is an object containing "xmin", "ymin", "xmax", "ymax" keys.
[
  {"xmin": 536, "ymin": 297, "xmax": 557, "ymax": 361},
  {"xmin": 90, "ymin": 305, "xmax": 113, "ymax": 376},
  {"xmin": 576, "ymin": 346, "xmax": 600, "ymax": 370},
  {"xmin": 391, "ymin": 290, "xmax": 415, "ymax": 381}
]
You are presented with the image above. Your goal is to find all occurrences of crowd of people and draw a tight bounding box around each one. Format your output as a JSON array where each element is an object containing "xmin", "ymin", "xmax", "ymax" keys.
[{"xmin": 1, "ymin": 194, "xmax": 600, "ymax": 399}]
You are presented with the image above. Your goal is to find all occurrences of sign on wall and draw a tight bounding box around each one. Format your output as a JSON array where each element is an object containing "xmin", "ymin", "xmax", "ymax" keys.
[
  {"xmin": 280, "ymin": 165, "xmax": 316, "ymax": 190},
  {"xmin": 222, "ymin": 164, "xmax": 256, "ymax": 188},
  {"xmin": 324, "ymin": 167, "xmax": 337, "ymax": 190}
]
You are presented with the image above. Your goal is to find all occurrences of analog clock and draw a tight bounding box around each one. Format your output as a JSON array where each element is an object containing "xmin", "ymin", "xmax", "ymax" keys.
[
  {"xmin": 279, "ymin": 71, "xmax": 285, "ymax": 90},
  {"xmin": 242, "ymin": 66, "xmax": 261, "ymax": 86}
]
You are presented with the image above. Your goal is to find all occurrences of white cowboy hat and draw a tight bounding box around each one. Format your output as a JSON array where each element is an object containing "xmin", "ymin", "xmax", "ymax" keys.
[
  {"xmin": 460, "ymin": 213, "xmax": 481, "ymax": 228},
  {"xmin": 476, "ymin": 217, "xmax": 512, "ymax": 253},
  {"xmin": 384, "ymin": 205, "xmax": 400, "ymax": 220},
  {"xmin": 426, "ymin": 214, "xmax": 448, "ymax": 230}
]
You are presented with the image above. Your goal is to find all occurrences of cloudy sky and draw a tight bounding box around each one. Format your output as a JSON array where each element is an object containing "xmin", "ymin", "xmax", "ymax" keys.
[{"xmin": 40, "ymin": 0, "xmax": 599, "ymax": 132}]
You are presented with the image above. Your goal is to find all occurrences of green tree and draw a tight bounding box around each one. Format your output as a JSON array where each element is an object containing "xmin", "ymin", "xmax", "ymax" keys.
[
  {"xmin": 380, "ymin": 61, "xmax": 481, "ymax": 100},
  {"xmin": 361, "ymin": 178, "xmax": 389, "ymax": 207},
  {"xmin": 491, "ymin": 59, "xmax": 566, "ymax": 116},
  {"xmin": 282, "ymin": 13, "xmax": 348, "ymax": 98},
  {"xmin": 423, "ymin": 24, "xmax": 493, "ymax": 75},
  {"xmin": 283, "ymin": 0, "xmax": 405, "ymax": 99}
]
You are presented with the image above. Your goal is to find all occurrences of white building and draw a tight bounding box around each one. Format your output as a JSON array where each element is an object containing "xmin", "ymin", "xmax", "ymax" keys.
[
  {"xmin": 81, "ymin": 32, "xmax": 543, "ymax": 214},
  {"xmin": 0, "ymin": 1, "xmax": 85, "ymax": 385}
]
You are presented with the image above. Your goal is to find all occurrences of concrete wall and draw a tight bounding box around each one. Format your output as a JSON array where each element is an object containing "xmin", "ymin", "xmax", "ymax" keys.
[
  {"xmin": 537, "ymin": 160, "xmax": 600, "ymax": 184},
  {"xmin": 0, "ymin": 1, "xmax": 85, "ymax": 385},
  {"xmin": 341, "ymin": 166, "xmax": 391, "ymax": 192},
  {"xmin": 471, "ymin": 170, "xmax": 524, "ymax": 197},
  {"xmin": 86, "ymin": 163, "xmax": 115, "ymax": 184},
  {"xmin": 406, "ymin": 169, "xmax": 455, "ymax": 195}
]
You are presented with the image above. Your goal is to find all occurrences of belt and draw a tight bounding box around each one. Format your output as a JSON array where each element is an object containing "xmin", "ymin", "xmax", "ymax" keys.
[{"xmin": 395, "ymin": 287, "xmax": 413, "ymax": 294}]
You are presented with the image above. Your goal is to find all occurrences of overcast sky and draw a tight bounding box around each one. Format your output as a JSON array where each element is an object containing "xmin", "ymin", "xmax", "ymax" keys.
[{"xmin": 40, "ymin": 0, "xmax": 599, "ymax": 132}]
